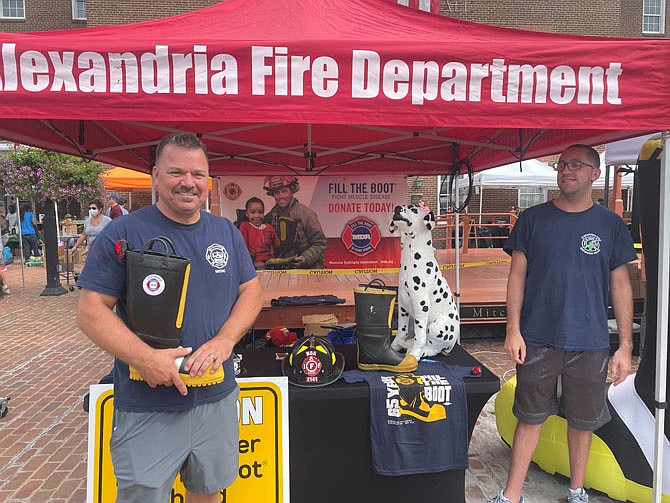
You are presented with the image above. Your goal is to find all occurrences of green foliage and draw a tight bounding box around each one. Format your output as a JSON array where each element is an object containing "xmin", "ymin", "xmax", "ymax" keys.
[{"xmin": 0, "ymin": 147, "xmax": 106, "ymax": 203}]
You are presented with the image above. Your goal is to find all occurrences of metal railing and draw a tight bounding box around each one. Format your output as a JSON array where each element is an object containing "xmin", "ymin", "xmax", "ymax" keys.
[{"xmin": 433, "ymin": 211, "xmax": 518, "ymax": 251}]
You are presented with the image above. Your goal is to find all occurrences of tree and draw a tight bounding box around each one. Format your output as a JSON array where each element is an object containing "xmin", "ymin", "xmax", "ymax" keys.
[
  {"xmin": 0, "ymin": 147, "xmax": 105, "ymax": 203},
  {"xmin": 0, "ymin": 147, "xmax": 107, "ymax": 296}
]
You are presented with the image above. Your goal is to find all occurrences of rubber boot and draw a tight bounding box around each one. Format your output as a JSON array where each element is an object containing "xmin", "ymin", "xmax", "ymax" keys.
[{"xmin": 354, "ymin": 283, "xmax": 417, "ymax": 372}]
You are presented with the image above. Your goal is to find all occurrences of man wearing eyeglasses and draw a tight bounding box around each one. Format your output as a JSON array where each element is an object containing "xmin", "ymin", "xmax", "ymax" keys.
[{"xmin": 488, "ymin": 144, "xmax": 636, "ymax": 503}]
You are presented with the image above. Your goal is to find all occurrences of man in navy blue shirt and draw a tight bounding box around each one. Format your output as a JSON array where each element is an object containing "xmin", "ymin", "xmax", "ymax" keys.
[
  {"xmin": 77, "ymin": 133, "xmax": 262, "ymax": 503},
  {"xmin": 488, "ymin": 144, "xmax": 635, "ymax": 503}
]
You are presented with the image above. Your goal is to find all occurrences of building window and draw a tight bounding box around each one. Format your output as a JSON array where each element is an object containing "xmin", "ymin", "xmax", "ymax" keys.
[
  {"xmin": 643, "ymin": 0, "xmax": 666, "ymax": 34},
  {"xmin": 1, "ymin": 0, "xmax": 25, "ymax": 19},
  {"xmin": 518, "ymin": 188, "xmax": 545, "ymax": 210},
  {"xmin": 72, "ymin": 0, "xmax": 86, "ymax": 20}
]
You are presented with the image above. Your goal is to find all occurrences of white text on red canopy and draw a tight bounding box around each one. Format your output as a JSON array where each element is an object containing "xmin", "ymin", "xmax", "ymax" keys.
[{"xmin": 0, "ymin": 43, "xmax": 622, "ymax": 106}]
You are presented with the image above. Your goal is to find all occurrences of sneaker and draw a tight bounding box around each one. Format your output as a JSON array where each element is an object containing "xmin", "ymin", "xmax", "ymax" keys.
[
  {"xmin": 487, "ymin": 490, "xmax": 524, "ymax": 503},
  {"xmin": 0, "ymin": 265, "xmax": 7, "ymax": 272},
  {"xmin": 1, "ymin": 285, "xmax": 10, "ymax": 295},
  {"xmin": 567, "ymin": 487, "xmax": 589, "ymax": 503}
]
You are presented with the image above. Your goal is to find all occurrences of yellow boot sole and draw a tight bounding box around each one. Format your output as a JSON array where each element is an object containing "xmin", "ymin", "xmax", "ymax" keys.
[
  {"xmin": 129, "ymin": 358, "xmax": 224, "ymax": 387},
  {"xmin": 357, "ymin": 353, "xmax": 418, "ymax": 373}
]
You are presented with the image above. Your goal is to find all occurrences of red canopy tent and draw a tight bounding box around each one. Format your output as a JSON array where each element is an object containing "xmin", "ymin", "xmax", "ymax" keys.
[
  {"xmin": 1, "ymin": 1, "xmax": 669, "ymax": 500},
  {"xmin": 0, "ymin": 0, "xmax": 667, "ymax": 176}
]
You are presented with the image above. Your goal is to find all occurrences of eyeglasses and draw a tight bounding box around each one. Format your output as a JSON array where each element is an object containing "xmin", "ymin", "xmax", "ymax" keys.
[
  {"xmin": 88, "ymin": 207, "xmax": 97, "ymax": 210},
  {"xmin": 553, "ymin": 160, "xmax": 594, "ymax": 172}
]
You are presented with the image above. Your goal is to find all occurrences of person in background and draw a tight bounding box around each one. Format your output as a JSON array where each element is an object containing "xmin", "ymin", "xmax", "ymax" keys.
[
  {"xmin": 239, "ymin": 196, "xmax": 280, "ymax": 269},
  {"xmin": 118, "ymin": 197, "xmax": 130, "ymax": 215},
  {"xmin": 510, "ymin": 205, "xmax": 520, "ymax": 227},
  {"xmin": 488, "ymin": 144, "xmax": 635, "ymax": 503},
  {"xmin": 0, "ymin": 269, "xmax": 9, "ymax": 295},
  {"xmin": 263, "ymin": 175, "xmax": 326, "ymax": 268},
  {"xmin": 69, "ymin": 199, "xmax": 112, "ymax": 256},
  {"xmin": 1, "ymin": 221, "xmax": 8, "ymax": 271},
  {"xmin": 6, "ymin": 204, "xmax": 19, "ymax": 234},
  {"xmin": 106, "ymin": 194, "xmax": 124, "ymax": 219},
  {"xmin": 20, "ymin": 204, "xmax": 41, "ymax": 262},
  {"xmin": 76, "ymin": 132, "xmax": 262, "ymax": 503}
]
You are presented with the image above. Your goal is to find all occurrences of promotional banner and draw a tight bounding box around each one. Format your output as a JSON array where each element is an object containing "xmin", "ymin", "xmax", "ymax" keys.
[
  {"xmin": 218, "ymin": 175, "xmax": 406, "ymax": 269},
  {"xmin": 86, "ymin": 377, "xmax": 290, "ymax": 503}
]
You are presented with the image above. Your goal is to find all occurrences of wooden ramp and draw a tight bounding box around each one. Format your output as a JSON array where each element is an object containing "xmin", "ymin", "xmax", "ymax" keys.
[{"xmin": 255, "ymin": 248, "xmax": 512, "ymax": 330}]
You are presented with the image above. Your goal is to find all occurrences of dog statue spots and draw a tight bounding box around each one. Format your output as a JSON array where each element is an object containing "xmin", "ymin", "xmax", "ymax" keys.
[{"xmin": 389, "ymin": 204, "xmax": 460, "ymax": 359}]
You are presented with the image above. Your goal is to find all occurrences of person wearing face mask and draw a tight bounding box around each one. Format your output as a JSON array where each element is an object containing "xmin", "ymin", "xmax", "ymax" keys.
[{"xmin": 69, "ymin": 199, "xmax": 112, "ymax": 256}]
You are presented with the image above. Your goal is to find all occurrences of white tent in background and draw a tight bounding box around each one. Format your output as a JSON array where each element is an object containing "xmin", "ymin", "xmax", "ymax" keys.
[
  {"xmin": 605, "ymin": 133, "xmax": 662, "ymax": 165},
  {"xmin": 471, "ymin": 158, "xmax": 635, "ymax": 190},
  {"xmin": 472, "ymin": 159, "xmax": 558, "ymax": 189}
]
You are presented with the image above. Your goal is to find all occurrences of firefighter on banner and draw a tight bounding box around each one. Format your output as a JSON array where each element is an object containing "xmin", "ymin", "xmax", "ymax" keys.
[{"xmin": 263, "ymin": 176, "xmax": 327, "ymax": 268}]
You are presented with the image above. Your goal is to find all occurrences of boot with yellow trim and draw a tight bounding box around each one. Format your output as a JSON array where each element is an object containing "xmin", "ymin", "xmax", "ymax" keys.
[
  {"xmin": 354, "ymin": 279, "xmax": 417, "ymax": 372},
  {"xmin": 129, "ymin": 354, "xmax": 224, "ymax": 387},
  {"xmin": 122, "ymin": 236, "xmax": 223, "ymax": 387}
]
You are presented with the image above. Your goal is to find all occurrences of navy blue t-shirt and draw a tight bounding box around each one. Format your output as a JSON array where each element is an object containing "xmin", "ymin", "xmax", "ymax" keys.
[
  {"xmin": 343, "ymin": 362, "xmax": 471, "ymax": 476},
  {"xmin": 504, "ymin": 201, "xmax": 636, "ymax": 351},
  {"xmin": 77, "ymin": 205, "xmax": 257, "ymax": 412}
]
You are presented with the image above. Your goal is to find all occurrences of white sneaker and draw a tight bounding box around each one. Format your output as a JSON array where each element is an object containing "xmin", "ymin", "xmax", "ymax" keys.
[
  {"xmin": 1, "ymin": 285, "xmax": 10, "ymax": 295},
  {"xmin": 567, "ymin": 487, "xmax": 589, "ymax": 503},
  {"xmin": 487, "ymin": 490, "xmax": 524, "ymax": 503}
]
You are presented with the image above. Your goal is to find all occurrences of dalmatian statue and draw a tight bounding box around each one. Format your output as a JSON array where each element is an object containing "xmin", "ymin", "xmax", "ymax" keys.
[{"xmin": 389, "ymin": 204, "xmax": 460, "ymax": 359}]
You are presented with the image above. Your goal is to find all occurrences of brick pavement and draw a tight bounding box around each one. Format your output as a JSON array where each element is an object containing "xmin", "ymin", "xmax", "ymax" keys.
[{"xmin": 0, "ymin": 263, "xmax": 634, "ymax": 502}]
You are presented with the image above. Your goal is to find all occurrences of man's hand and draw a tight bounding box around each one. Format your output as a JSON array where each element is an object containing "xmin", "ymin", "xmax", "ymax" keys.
[
  {"xmin": 134, "ymin": 346, "xmax": 192, "ymax": 396},
  {"xmin": 610, "ymin": 345, "xmax": 632, "ymax": 386},
  {"xmin": 293, "ymin": 255, "xmax": 306, "ymax": 266},
  {"xmin": 504, "ymin": 329, "xmax": 526, "ymax": 365},
  {"xmin": 183, "ymin": 337, "xmax": 235, "ymax": 377}
]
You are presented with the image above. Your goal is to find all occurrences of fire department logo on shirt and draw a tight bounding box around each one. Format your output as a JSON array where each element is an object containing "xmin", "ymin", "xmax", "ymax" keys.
[
  {"xmin": 142, "ymin": 274, "xmax": 165, "ymax": 296},
  {"xmin": 206, "ymin": 243, "xmax": 229, "ymax": 271},
  {"xmin": 580, "ymin": 233, "xmax": 601, "ymax": 255},
  {"xmin": 341, "ymin": 217, "xmax": 381, "ymax": 256}
]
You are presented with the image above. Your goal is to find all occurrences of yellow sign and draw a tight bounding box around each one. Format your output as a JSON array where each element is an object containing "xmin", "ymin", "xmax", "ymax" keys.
[{"xmin": 86, "ymin": 378, "xmax": 289, "ymax": 502}]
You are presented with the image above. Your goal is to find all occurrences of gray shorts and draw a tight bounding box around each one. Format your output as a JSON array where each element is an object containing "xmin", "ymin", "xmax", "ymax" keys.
[
  {"xmin": 110, "ymin": 389, "xmax": 239, "ymax": 503},
  {"xmin": 513, "ymin": 346, "xmax": 610, "ymax": 431}
]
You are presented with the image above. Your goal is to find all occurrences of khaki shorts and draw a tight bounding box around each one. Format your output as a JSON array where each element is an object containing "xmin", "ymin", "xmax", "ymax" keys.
[
  {"xmin": 513, "ymin": 345, "xmax": 610, "ymax": 431},
  {"xmin": 110, "ymin": 389, "xmax": 239, "ymax": 503}
]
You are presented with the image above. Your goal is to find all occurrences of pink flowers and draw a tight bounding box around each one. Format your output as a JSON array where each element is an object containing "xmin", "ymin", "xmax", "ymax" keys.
[{"xmin": 0, "ymin": 147, "xmax": 106, "ymax": 203}]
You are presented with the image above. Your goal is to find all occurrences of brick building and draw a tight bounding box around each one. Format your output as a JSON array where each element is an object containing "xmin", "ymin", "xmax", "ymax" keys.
[{"xmin": 1, "ymin": 0, "xmax": 667, "ymax": 216}]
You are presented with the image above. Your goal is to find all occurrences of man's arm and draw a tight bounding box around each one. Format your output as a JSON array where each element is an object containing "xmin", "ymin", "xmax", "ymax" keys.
[
  {"xmin": 76, "ymin": 289, "xmax": 191, "ymax": 395},
  {"xmin": 183, "ymin": 276, "xmax": 263, "ymax": 374},
  {"xmin": 505, "ymin": 250, "xmax": 528, "ymax": 365},
  {"xmin": 609, "ymin": 263, "xmax": 634, "ymax": 386}
]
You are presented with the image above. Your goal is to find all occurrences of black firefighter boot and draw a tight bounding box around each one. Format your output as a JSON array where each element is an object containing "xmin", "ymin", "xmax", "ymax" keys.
[{"xmin": 354, "ymin": 282, "xmax": 417, "ymax": 372}]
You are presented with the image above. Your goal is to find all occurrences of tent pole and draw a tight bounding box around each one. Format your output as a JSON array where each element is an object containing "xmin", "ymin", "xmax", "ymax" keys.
[
  {"xmin": 478, "ymin": 180, "xmax": 483, "ymax": 225},
  {"xmin": 454, "ymin": 175, "xmax": 461, "ymax": 344},
  {"xmin": 604, "ymin": 164, "xmax": 611, "ymax": 208},
  {"xmin": 652, "ymin": 131, "xmax": 669, "ymax": 503},
  {"xmin": 55, "ymin": 200, "xmax": 60, "ymax": 242},
  {"xmin": 17, "ymin": 197, "xmax": 25, "ymax": 287}
]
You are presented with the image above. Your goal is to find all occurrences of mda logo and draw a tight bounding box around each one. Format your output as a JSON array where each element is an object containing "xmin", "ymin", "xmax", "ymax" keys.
[{"xmin": 341, "ymin": 217, "xmax": 381, "ymax": 256}]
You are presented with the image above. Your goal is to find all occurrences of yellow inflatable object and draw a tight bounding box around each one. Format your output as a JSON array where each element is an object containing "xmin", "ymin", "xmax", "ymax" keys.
[{"xmin": 495, "ymin": 377, "xmax": 669, "ymax": 503}]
